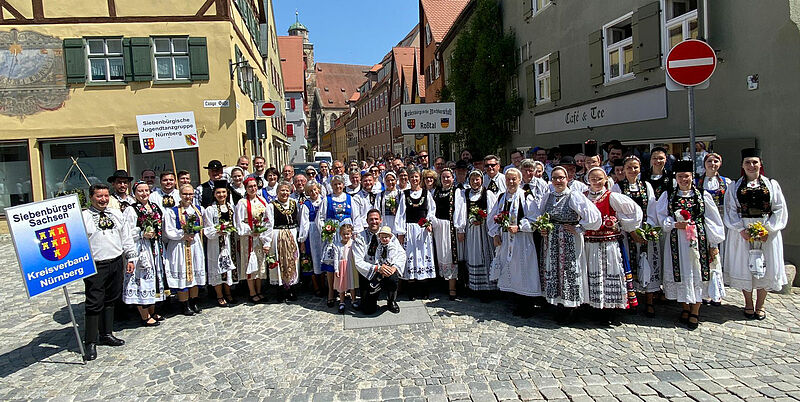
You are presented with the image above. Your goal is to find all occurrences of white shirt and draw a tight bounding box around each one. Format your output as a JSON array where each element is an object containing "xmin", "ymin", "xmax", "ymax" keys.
[{"xmin": 82, "ymin": 207, "xmax": 137, "ymax": 262}]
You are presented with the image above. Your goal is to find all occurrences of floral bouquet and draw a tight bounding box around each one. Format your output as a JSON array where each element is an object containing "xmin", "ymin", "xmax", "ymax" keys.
[
  {"xmin": 265, "ymin": 254, "xmax": 279, "ymax": 270},
  {"xmin": 183, "ymin": 213, "xmax": 203, "ymax": 235},
  {"xmin": 634, "ymin": 222, "xmax": 662, "ymax": 241},
  {"xmin": 246, "ymin": 212, "xmax": 270, "ymax": 234},
  {"xmin": 494, "ymin": 211, "xmax": 510, "ymax": 231},
  {"xmin": 385, "ymin": 196, "xmax": 398, "ymax": 215},
  {"xmin": 531, "ymin": 213, "xmax": 554, "ymax": 233},
  {"xmin": 215, "ymin": 219, "xmax": 237, "ymax": 234},
  {"xmin": 674, "ymin": 209, "xmax": 696, "ymax": 243},
  {"xmin": 417, "ymin": 217, "xmax": 432, "ymax": 228},
  {"xmin": 300, "ymin": 255, "xmax": 313, "ymax": 274},
  {"xmin": 468, "ymin": 206, "xmax": 488, "ymax": 226},
  {"xmin": 746, "ymin": 221, "xmax": 768, "ymax": 242},
  {"xmin": 321, "ymin": 219, "xmax": 339, "ymax": 242},
  {"xmin": 602, "ymin": 216, "xmax": 619, "ymax": 231},
  {"xmin": 138, "ymin": 212, "xmax": 160, "ymax": 236}
]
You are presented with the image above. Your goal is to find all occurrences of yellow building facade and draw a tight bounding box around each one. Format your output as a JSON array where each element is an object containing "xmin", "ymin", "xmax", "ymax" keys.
[{"xmin": 0, "ymin": 0, "xmax": 287, "ymax": 215}]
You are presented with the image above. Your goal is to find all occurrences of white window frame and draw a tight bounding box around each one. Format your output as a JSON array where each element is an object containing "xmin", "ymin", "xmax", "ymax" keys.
[
  {"xmin": 662, "ymin": 0, "xmax": 700, "ymax": 57},
  {"xmin": 86, "ymin": 38, "xmax": 124, "ymax": 82},
  {"xmin": 534, "ymin": 54, "xmax": 551, "ymax": 104},
  {"xmin": 510, "ymin": 73, "xmax": 519, "ymax": 94},
  {"xmin": 603, "ymin": 12, "xmax": 635, "ymax": 84},
  {"xmin": 434, "ymin": 59, "xmax": 440, "ymax": 79},
  {"xmin": 425, "ymin": 23, "xmax": 433, "ymax": 46},
  {"xmin": 531, "ymin": 0, "xmax": 552, "ymax": 16},
  {"xmin": 153, "ymin": 37, "xmax": 190, "ymax": 81}
]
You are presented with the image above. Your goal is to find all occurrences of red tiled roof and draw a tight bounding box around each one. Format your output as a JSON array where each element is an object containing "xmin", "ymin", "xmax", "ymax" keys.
[
  {"xmin": 277, "ymin": 36, "xmax": 305, "ymax": 93},
  {"xmin": 348, "ymin": 92, "xmax": 361, "ymax": 102},
  {"xmin": 402, "ymin": 65, "xmax": 414, "ymax": 98},
  {"xmin": 370, "ymin": 64, "xmax": 382, "ymax": 72},
  {"xmin": 420, "ymin": 0, "xmax": 471, "ymax": 43},
  {"xmin": 315, "ymin": 63, "xmax": 371, "ymax": 109},
  {"xmin": 415, "ymin": 47, "xmax": 426, "ymax": 98},
  {"xmin": 392, "ymin": 47, "xmax": 416, "ymax": 80}
]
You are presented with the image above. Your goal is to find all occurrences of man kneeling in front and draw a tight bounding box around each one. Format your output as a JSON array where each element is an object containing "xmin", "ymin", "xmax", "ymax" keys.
[{"xmin": 353, "ymin": 209, "xmax": 406, "ymax": 314}]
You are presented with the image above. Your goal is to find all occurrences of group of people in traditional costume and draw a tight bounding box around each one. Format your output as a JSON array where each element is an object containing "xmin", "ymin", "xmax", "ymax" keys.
[{"xmin": 78, "ymin": 143, "xmax": 788, "ymax": 361}]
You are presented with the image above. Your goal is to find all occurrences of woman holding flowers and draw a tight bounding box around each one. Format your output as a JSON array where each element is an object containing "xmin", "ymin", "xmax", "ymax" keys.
[
  {"xmin": 317, "ymin": 175, "xmax": 361, "ymax": 307},
  {"xmin": 163, "ymin": 183, "xmax": 206, "ymax": 316},
  {"xmin": 431, "ymin": 168, "xmax": 463, "ymax": 300},
  {"xmin": 122, "ymin": 181, "xmax": 166, "ymax": 326},
  {"xmin": 539, "ymin": 167, "xmax": 601, "ymax": 323},
  {"xmin": 656, "ymin": 160, "xmax": 725, "ymax": 329},
  {"xmin": 264, "ymin": 181, "xmax": 305, "ymax": 302},
  {"xmin": 456, "ymin": 170, "xmax": 497, "ymax": 297},
  {"xmin": 235, "ymin": 177, "xmax": 271, "ymax": 304},
  {"xmin": 487, "ymin": 168, "xmax": 541, "ymax": 317},
  {"xmin": 378, "ymin": 171, "xmax": 401, "ymax": 234},
  {"xmin": 612, "ymin": 156, "xmax": 662, "ymax": 317},
  {"xmin": 583, "ymin": 167, "xmax": 642, "ymax": 321},
  {"xmin": 395, "ymin": 168, "xmax": 437, "ymax": 299},
  {"xmin": 724, "ymin": 148, "xmax": 788, "ymax": 320},
  {"xmin": 202, "ymin": 180, "xmax": 238, "ymax": 307}
]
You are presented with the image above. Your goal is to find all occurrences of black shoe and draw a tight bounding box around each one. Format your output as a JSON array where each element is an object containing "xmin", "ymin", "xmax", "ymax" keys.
[
  {"xmin": 687, "ymin": 313, "xmax": 700, "ymax": 330},
  {"xmin": 152, "ymin": 314, "xmax": 166, "ymax": 322},
  {"xmin": 182, "ymin": 301, "xmax": 196, "ymax": 316},
  {"xmin": 83, "ymin": 343, "xmax": 97, "ymax": 361},
  {"xmin": 338, "ymin": 303, "xmax": 345, "ymax": 314},
  {"xmin": 710, "ymin": 301, "xmax": 722, "ymax": 307},
  {"xmin": 679, "ymin": 310, "xmax": 690, "ymax": 324},
  {"xmin": 644, "ymin": 303, "xmax": 656, "ymax": 318},
  {"xmin": 98, "ymin": 334, "xmax": 125, "ymax": 347},
  {"xmin": 388, "ymin": 301, "xmax": 400, "ymax": 314},
  {"xmin": 756, "ymin": 309, "xmax": 767, "ymax": 320},
  {"xmin": 142, "ymin": 316, "xmax": 160, "ymax": 327},
  {"xmin": 190, "ymin": 298, "xmax": 202, "ymax": 314},
  {"xmin": 287, "ymin": 291, "xmax": 298, "ymax": 301},
  {"xmin": 327, "ymin": 298, "xmax": 335, "ymax": 307},
  {"xmin": 449, "ymin": 292, "xmax": 457, "ymax": 301},
  {"xmin": 744, "ymin": 308, "xmax": 755, "ymax": 319}
]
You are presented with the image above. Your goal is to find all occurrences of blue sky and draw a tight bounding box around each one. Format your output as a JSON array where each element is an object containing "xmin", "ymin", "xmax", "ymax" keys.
[{"xmin": 272, "ymin": 0, "xmax": 419, "ymax": 66}]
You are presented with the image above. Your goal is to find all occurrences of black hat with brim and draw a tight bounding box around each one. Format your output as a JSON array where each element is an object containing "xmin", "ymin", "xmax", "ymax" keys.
[
  {"xmin": 455, "ymin": 160, "xmax": 469, "ymax": 170},
  {"xmin": 107, "ymin": 169, "xmax": 134, "ymax": 183},
  {"xmin": 213, "ymin": 180, "xmax": 229, "ymax": 190},
  {"xmin": 203, "ymin": 160, "xmax": 226, "ymax": 170},
  {"xmin": 557, "ymin": 156, "xmax": 577, "ymax": 166}
]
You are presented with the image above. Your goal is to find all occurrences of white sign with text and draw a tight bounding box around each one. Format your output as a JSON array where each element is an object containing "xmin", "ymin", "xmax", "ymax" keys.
[
  {"xmin": 401, "ymin": 102, "xmax": 456, "ymax": 134},
  {"xmin": 136, "ymin": 111, "xmax": 199, "ymax": 153},
  {"xmin": 534, "ymin": 87, "xmax": 667, "ymax": 134}
]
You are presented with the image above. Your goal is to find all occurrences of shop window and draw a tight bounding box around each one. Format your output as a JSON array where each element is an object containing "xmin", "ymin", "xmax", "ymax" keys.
[
  {"xmin": 41, "ymin": 138, "xmax": 115, "ymax": 199},
  {"xmin": 124, "ymin": 137, "xmax": 199, "ymax": 186},
  {"xmin": 0, "ymin": 142, "xmax": 33, "ymax": 215}
]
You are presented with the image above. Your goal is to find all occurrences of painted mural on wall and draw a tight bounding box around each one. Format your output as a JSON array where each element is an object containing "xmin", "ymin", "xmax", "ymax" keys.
[{"xmin": 0, "ymin": 29, "xmax": 69, "ymax": 118}]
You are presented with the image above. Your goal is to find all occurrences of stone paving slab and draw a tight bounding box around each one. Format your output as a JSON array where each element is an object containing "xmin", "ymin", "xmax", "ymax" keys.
[
  {"xmin": 344, "ymin": 300, "xmax": 431, "ymax": 329},
  {"xmin": 0, "ymin": 238, "xmax": 799, "ymax": 401}
]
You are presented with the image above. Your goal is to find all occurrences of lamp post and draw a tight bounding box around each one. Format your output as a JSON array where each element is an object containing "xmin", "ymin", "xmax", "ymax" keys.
[{"xmin": 230, "ymin": 60, "xmax": 259, "ymax": 156}]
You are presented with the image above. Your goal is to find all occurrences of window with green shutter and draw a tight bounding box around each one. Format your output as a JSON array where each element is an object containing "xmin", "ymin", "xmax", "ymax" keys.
[
  {"xmin": 549, "ymin": 51, "xmax": 561, "ymax": 101},
  {"xmin": 188, "ymin": 37, "xmax": 209, "ymax": 81},
  {"xmin": 525, "ymin": 63, "xmax": 536, "ymax": 109},
  {"xmin": 63, "ymin": 38, "xmax": 87, "ymax": 84},
  {"xmin": 632, "ymin": 2, "xmax": 662, "ymax": 73},
  {"xmin": 588, "ymin": 30, "xmax": 604, "ymax": 86},
  {"xmin": 123, "ymin": 37, "xmax": 153, "ymax": 82},
  {"xmin": 235, "ymin": 45, "xmax": 243, "ymax": 92}
]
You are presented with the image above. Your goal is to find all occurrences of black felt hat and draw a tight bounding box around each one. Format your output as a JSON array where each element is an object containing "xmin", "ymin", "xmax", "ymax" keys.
[
  {"xmin": 557, "ymin": 156, "xmax": 577, "ymax": 166},
  {"xmin": 613, "ymin": 159, "xmax": 625, "ymax": 167},
  {"xmin": 107, "ymin": 169, "xmax": 134, "ymax": 183},
  {"xmin": 203, "ymin": 160, "xmax": 226, "ymax": 170},
  {"xmin": 454, "ymin": 160, "xmax": 470, "ymax": 170},
  {"xmin": 213, "ymin": 180, "xmax": 229, "ymax": 190},
  {"xmin": 672, "ymin": 160, "xmax": 694, "ymax": 173},
  {"xmin": 741, "ymin": 148, "xmax": 761, "ymax": 159},
  {"xmin": 584, "ymin": 140, "xmax": 599, "ymax": 157}
]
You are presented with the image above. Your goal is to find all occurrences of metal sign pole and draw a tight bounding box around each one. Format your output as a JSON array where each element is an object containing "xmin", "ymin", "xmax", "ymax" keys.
[
  {"xmin": 63, "ymin": 286, "xmax": 87, "ymax": 364},
  {"xmin": 253, "ymin": 101, "xmax": 260, "ymax": 157},
  {"xmin": 687, "ymin": 86, "xmax": 697, "ymax": 174}
]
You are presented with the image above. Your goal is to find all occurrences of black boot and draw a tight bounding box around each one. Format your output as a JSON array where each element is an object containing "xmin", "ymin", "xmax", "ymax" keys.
[
  {"xmin": 275, "ymin": 286, "xmax": 286, "ymax": 303},
  {"xmin": 98, "ymin": 307, "xmax": 125, "ymax": 346},
  {"xmin": 287, "ymin": 286, "xmax": 297, "ymax": 301},
  {"xmin": 406, "ymin": 281, "xmax": 416, "ymax": 301},
  {"xmin": 387, "ymin": 291, "xmax": 400, "ymax": 314},
  {"xmin": 83, "ymin": 342, "xmax": 97, "ymax": 361},
  {"xmin": 182, "ymin": 301, "xmax": 196, "ymax": 316},
  {"xmin": 190, "ymin": 298, "xmax": 202, "ymax": 314},
  {"xmin": 84, "ymin": 313, "xmax": 99, "ymax": 361}
]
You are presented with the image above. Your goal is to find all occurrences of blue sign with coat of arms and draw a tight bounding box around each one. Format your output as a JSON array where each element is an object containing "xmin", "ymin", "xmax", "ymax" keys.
[{"xmin": 6, "ymin": 194, "xmax": 96, "ymax": 298}]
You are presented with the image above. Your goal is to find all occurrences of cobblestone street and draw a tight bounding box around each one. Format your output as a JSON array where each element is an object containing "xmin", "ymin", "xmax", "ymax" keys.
[{"xmin": 1, "ymin": 238, "xmax": 799, "ymax": 402}]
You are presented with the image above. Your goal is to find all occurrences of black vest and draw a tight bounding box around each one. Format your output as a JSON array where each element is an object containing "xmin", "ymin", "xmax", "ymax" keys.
[
  {"xmin": 465, "ymin": 187, "xmax": 488, "ymax": 211},
  {"xmin": 404, "ymin": 189, "xmax": 428, "ymax": 223},
  {"xmin": 272, "ymin": 200, "xmax": 299, "ymax": 229},
  {"xmin": 200, "ymin": 181, "xmax": 215, "ymax": 208},
  {"xmin": 433, "ymin": 187, "xmax": 454, "ymax": 220}
]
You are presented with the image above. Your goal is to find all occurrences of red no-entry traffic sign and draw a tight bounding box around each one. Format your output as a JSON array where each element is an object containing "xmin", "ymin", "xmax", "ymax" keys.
[
  {"xmin": 666, "ymin": 39, "xmax": 717, "ymax": 87},
  {"xmin": 257, "ymin": 101, "xmax": 282, "ymax": 118}
]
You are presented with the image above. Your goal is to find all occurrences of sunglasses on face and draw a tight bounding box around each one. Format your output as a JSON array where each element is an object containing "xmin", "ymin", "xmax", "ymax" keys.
[{"xmin": 485, "ymin": 163, "xmax": 498, "ymax": 168}]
